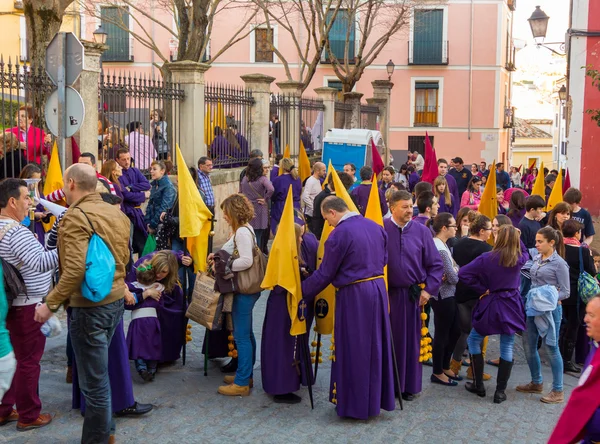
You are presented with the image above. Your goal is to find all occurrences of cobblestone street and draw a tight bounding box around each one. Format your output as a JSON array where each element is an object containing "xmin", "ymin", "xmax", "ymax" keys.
[{"xmin": 1, "ymin": 292, "xmax": 577, "ymax": 444}]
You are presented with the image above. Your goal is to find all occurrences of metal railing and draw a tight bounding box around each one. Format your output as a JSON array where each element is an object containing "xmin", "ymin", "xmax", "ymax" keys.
[
  {"xmin": 300, "ymin": 97, "xmax": 325, "ymax": 153},
  {"xmin": 408, "ymin": 40, "xmax": 449, "ymax": 65},
  {"xmin": 504, "ymin": 106, "xmax": 515, "ymax": 128},
  {"xmin": 205, "ymin": 83, "xmax": 254, "ymax": 168},
  {"xmin": 414, "ymin": 106, "xmax": 439, "ymax": 127},
  {"xmin": 334, "ymin": 101, "xmax": 352, "ymax": 129},
  {"xmin": 99, "ymin": 71, "xmax": 184, "ymax": 171}
]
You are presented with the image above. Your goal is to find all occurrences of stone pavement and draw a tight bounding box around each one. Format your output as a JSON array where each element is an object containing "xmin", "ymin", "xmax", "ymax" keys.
[{"xmin": 1, "ymin": 292, "xmax": 578, "ymax": 444}]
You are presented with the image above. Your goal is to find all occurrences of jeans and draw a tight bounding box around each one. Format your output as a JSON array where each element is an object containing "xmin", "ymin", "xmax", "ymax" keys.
[
  {"xmin": 467, "ymin": 329, "xmax": 516, "ymax": 362},
  {"xmin": 232, "ymin": 292, "xmax": 261, "ymax": 386},
  {"xmin": 135, "ymin": 359, "xmax": 157, "ymax": 375},
  {"xmin": 430, "ymin": 297, "xmax": 461, "ymax": 374},
  {"xmin": 523, "ymin": 305, "xmax": 564, "ymax": 391},
  {"xmin": 70, "ymin": 299, "xmax": 124, "ymax": 444}
]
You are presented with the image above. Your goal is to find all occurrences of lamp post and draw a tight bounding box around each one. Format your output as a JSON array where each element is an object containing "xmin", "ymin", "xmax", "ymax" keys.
[
  {"xmin": 527, "ymin": 6, "xmax": 566, "ymax": 55},
  {"xmin": 386, "ymin": 59, "xmax": 395, "ymax": 81},
  {"xmin": 556, "ymin": 85, "xmax": 567, "ymax": 168},
  {"xmin": 93, "ymin": 25, "xmax": 108, "ymax": 71}
]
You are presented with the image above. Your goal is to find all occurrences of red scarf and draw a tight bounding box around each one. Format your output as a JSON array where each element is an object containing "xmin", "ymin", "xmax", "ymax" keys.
[
  {"xmin": 548, "ymin": 344, "xmax": 600, "ymax": 443},
  {"xmin": 563, "ymin": 237, "xmax": 581, "ymax": 247}
]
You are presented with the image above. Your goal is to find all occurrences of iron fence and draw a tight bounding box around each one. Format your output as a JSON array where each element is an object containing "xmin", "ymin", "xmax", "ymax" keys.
[
  {"xmin": 269, "ymin": 93, "xmax": 297, "ymax": 158},
  {"xmin": 300, "ymin": 97, "xmax": 325, "ymax": 154},
  {"xmin": 360, "ymin": 103, "xmax": 380, "ymax": 130},
  {"xmin": 205, "ymin": 83, "xmax": 254, "ymax": 168},
  {"xmin": 99, "ymin": 71, "xmax": 184, "ymax": 172},
  {"xmin": 0, "ymin": 57, "xmax": 55, "ymax": 180},
  {"xmin": 334, "ymin": 101, "xmax": 352, "ymax": 129}
]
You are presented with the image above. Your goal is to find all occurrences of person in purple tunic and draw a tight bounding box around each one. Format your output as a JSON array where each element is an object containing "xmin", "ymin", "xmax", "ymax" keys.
[
  {"xmin": 261, "ymin": 220, "xmax": 318, "ymax": 403},
  {"xmin": 350, "ymin": 166, "xmax": 388, "ymax": 216},
  {"xmin": 434, "ymin": 176, "xmax": 455, "ymax": 217},
  {"xmin": 270, "ymin": 158, "xmax": 301, "ymax": 234},
  {"xmin": 437, "ymin": 159, "xmax": 459, "ymax": 218},
  {"xmin": 301, "ymin": 196, "xmax": 395, "ymax": 419},
  {"xmin": 459, "ymin": 225, "xmax": 528, "ymax": 403},
  {"xmin": 116, "ymin": 148, "xmax": 151, "ymax": 255},
  {"xmin": 384, "ymin": 190, "xmax": 443, "ymax": 400},
  {"xmin": 127, "ymin": 250, "xmax": 191, "ymax": 363}
]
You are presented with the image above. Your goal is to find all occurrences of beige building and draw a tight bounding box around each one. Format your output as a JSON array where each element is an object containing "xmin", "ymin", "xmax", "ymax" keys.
[{"xmin": 510, "ymin": 118, "xmax": 553, "ymax": 169}]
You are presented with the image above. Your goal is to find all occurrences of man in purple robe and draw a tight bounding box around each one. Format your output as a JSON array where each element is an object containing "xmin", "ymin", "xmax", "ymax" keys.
[
  {"xmin": 301, "ymin": 196, "xmax": 395, "ymax": 419},
  {"xmin": 384, "ymin": 190, "xmax": 443, "ymax": 400},
  {"xmin": 270, "ymin": 172, "xmax": 302, "ymax": 234},
  {"xmin": 116, "ymin": 148, "xmax": 151, "ymax": 255},
  {"xmin": 350, "ymin": 166, "xmax": 388, "ymax": 216},
  {"xmin": 437, "ymin": 159, "xmax": 459, "ymax": 218}
]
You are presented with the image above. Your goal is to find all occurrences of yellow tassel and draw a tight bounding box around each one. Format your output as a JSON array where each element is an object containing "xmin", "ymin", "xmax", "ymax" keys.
[
  {"xmin": 318, "ymin": 358, "xmax": 323, "ymax": 363},
  {"xmin": 311, "ymin": 341, "xmax": 317, "ymax": 347},
  {"xmin": 228, "ymin": 335, "xmax": 234, "ymax": 341},
  {"xmin": 310, "ymin": 352, "xmax": 316, "ymax": 357},
  {"xmin": 311, "ymin": 358, "xmax": 316, "ymax": 364},
  {"xmin": 228, "ymin": 351, "xmax": 233, "ymax": 357}
]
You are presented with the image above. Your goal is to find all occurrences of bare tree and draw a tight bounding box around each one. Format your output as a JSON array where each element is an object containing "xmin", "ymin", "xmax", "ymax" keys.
[
  {"xmin": 79, "ymin": 0, "xmax": 262, "ymax": 77},
  {"xmin": 24, "ymin": 0, "xmax": 76, "ymax": 66}
]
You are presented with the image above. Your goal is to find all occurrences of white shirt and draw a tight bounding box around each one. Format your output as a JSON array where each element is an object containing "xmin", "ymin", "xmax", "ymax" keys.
[
  {"xmin": 414, "ymin": 154, "xmax": 425, "ymax": 171},
  {"xmin": 221, "ymin": 224, "xmax": 256, "ymax": 272},
  {"xmin": 302, "ymin": 176, "xmax": 322, "ymax": 217}
]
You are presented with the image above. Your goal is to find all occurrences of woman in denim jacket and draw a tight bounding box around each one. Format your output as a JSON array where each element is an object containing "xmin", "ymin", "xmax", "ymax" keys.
[{"xmin": 145, "ymin": 160, "xmax": 176, "ymax": 234}]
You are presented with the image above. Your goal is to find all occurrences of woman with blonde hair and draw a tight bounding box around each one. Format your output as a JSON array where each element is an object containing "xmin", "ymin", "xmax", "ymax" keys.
[
  {"xmin": 434, "ymin": 176, "xmax": 454, "ymax": 216},
  {"xmin": 270, "ymin": 157, "xmax": 301, "ymax": 234},
  {"xmin": 208, "ymin": 194, "xmax": 262, "ymax": 397},
  {"xmin": 459, "ymin": 225, "xmax": 528, "ymax": 403}
]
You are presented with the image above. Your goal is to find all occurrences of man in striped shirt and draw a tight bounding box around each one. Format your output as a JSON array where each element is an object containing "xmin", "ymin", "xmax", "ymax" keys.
[{"xmin": 0, "ymin": 179, "xmax": 58, "ymax": 431}]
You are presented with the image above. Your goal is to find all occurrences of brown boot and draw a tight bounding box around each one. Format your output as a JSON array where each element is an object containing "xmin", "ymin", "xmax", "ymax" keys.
[
  {"xmin": 540, "ymin": 390, "xmax": 564, "ymax": 404},
  {"xmin": 218, "ymin": 384, "xmax": 250, "ymax": 397},
  {"xmin": 16, "ymin": 413, "xmax": 53, "ymax": 432},
  {"xmin": 223, "ymin": 375, "xmax": 254, "ymax": 388},
  {"xmin": 449, "ymin": 358, "xmax": 462, "ymax": 377},
  {"xmin": 466, "ymin": 366, "xmax": 492, "ymax": 381},
  {"xmin": 66, "ymin": 366, "xmax": 73, "ymax": 384},
  {"xmin": 0, "ymin": 409, "xmax": 18, "ymax": 426},
  {"xmin": 516, "ymin": 381, "xmax": 544, "ymax": 394}
]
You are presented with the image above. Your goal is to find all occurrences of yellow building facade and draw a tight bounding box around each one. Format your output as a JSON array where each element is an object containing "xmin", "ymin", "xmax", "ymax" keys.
[{"xmin": 510, "ymin": 118, "xmax": 554, "ymax": 170}]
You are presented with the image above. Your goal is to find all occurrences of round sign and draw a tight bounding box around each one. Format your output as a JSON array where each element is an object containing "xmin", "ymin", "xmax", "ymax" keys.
[{"xmin": 45, "ymin": 86, "xmax": 86, "ymax": 138}]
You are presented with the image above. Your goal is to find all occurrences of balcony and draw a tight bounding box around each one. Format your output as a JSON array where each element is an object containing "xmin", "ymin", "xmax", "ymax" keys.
[
  {"xmin": 507, "ymin": 0, "xmax": 516, "ymax": 12},
  {"xmin": 414, "ymin": 106, "xmax": 439, "ymax": 127},
  {"xmin": 409, "ymin": 40, "xmax": 449, "ymax": 65},
  {"xmin": 102, "ymin": 37, "xmax": 133, "ymax": 62},
  {"xmin": 504, "ymin": 107, "xmax": 515, "ymax": 128},
  {"xmin": 505, "ymin": 44, "xmax": 517, "ymax": 71}
]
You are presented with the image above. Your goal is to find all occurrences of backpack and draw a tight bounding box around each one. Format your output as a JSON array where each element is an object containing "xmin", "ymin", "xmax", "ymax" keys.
[
  {"xmin": 76, "ymin": 208, "xmax": 116, "ymax": 303},
  {"xmin": 0, "ymin": 221, "xmax": 27, "ymax": 307},
  {"xmin": 578, "ymin": 246, "xmax": 600, "ymax": 304}
]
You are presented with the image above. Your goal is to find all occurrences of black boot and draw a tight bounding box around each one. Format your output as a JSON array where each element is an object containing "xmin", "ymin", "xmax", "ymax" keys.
[
  {"xmin": 493, "ymin": 358, "xmax": 514, "ymax": 404},
  {"xmin": 563, "ymin": 341, "xmax": 581, "ymax": 373},
  {"xmin": 221, "ymin": 358, "xmax": 238, "ymax": 373},
  {"xmin": 465, "ymin": 354, "xmax": 486, "ymax": 397}
]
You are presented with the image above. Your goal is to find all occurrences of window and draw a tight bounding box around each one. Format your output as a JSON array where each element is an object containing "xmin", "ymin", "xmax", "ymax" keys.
[
  {"xmin": 408, "ymin": 135, "xmax": 434, "ymax": 156},
  {"xmin": 414, "ymin": 82, "xmax": 439, "ymax": 126},
  {"xmin": 101, "ymin": 7, "xmax": 132, "ymax": 62},
  {"xmin": 19, "ymin": 15, "xmax": 27, "ymax": 62},
  {"xmin": 410, "ymin": 9, "xmax": 447, "ymax": 65},
  {"xmin": 255, "ymin": 28, "xmax": 273, "ymax": 63},
  {"xmin": 325, "ymin": 9, "xmax": 355, "ymax": 62}
]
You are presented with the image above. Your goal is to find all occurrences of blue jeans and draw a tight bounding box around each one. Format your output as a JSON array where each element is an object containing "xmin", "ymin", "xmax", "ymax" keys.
[
  {"xmin": 467, "ymin": 329, "xmax": 516, "ymax": 362},
  {"xmin": 523, "ymin": 305, "xmax": 563, "ymax": 391},
  {"xmin": 135, "ymin": 359, "xmax": 157, "ymax": 375},
  {"xmin": 70, "ymin": 299, "xmax": 124, "ymax": 443},
  {"xmin": 232, "ymin": 292, "xmax": 261, "ymax": 386}
]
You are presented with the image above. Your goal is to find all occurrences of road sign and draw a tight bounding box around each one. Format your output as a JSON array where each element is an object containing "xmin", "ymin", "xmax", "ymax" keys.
[
  {"xmin": 45, "ymin": 32, "xmax": 84, "ymax": 86},
  {"xmin": 45, "ymin": 87, "xmax": 85, "ymax": 138}
]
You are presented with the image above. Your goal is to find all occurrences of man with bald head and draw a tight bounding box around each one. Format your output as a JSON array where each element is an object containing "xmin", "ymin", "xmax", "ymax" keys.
[
  {"xmin": 301, "ymin": 161, "xmax": 326, "ymax": 227},
  {"xmin": 35, "ymin": 163, "xmax": 131, "ymax": 443}
]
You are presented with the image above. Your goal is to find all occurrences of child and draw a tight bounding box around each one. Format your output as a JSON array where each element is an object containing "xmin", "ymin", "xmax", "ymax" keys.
[
  {"xmin": 563, "ymin": 187, "xmax": 595, "ymax": 245},
  {"xmin": 592, "ymin": 249, "xmax": 600, "ymax": 281},
  {"xmin": 126, "ymin": 261, "xmax": 164, "ymax": 382},
  {"xmin": 434, "ymin": 176, "xmax": 453, "ymax": 215}
]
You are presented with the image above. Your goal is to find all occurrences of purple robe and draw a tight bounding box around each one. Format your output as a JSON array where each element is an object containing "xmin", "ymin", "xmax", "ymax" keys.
[
  {"xmin": 270, "ymin": 165, "xmax": 279, "ymax": 182},
  {"xmin": 458, "ymin": 241, "xmax": 528, "ymax": 336},
  {"xmin": 508, "ymin": 208, "xmax": 526, "ymax": 227},
  {"xmin": 301, "ymin": 215, "xmax": 395, "ymax": 419},
  {"xmin": 270, "ymin": 174, "xmax": 302, "ymax": 234},
  {"xmin": 437, "ymin": 193, "xmax": 454, "ymax": 217},
  {"xmin": 408, "ymin": 173, "xmax": 420, "ymax": 192},
  {"xmin": 412, "ymin": 215, "xmax": 435, "ymax": 236},
  {"xmin": 260, "ymin": 232, "xmax": 318, "ymax": 396},
  {"xmin": 384, "ymin": 218, "xmax": 443, "ymax": 395},
  {"xmin": 72, "ymin": 318, "xmax": 135, "ymax": 413},
  {"xmin": 350, "ymin": 183, "xmax": 388, "ymax": 216},
  {"xmin": 210, "ymin": 135, "xmax": 231, "ymax": 164},
  {"xmin": 584, "ymin": 345, "xmax": 600, "ymax": 442},
  {"xmin": 119, "ymin": 167, "xmax": 151, "ymax": 236},
  {"xmin": 129, "ymin": 251, "xmax": 186, "ymax": 362},
  {"xmin": 441, "ymin": 174, "xmax": 459, "ymax": 218},
  {"xmin": 125, "ymin": 285, "xmax": 162, "ymax": 361}
]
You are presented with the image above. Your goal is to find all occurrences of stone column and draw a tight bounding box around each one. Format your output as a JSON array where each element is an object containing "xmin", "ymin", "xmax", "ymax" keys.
[
  {"xmin": 79, "ymin": 42, "xmax": 107, "ymax": 167},
  {"xmin": 276, "ymin": 81, "xmax": 303, "ymax": 158},
  {"xmin": 365, "ymin": 98, "xmax": 381, "ymax": 130},
  {"xmin": 372, "ymin": 80, "xmax": 394, "ymax": 164},
  {"xmin": 168, "ymin": 61, "xmax": 210, "ymax": 167},
  {"xmin": 343, "ymin": 92, "xmax": 363, "ymax": 129},
  {"xmin": 241, "ymin": 74, "xmax": 276, "ymax": 157},
  {"xmin": 314, "ymin": 87, "xmax": 337, "ymax": 136}
]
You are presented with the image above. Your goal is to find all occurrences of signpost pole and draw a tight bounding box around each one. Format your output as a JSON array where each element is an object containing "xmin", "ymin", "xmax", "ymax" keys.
[{"xmin": 57, "ymin": 32, "xmax": 67, "ymax": 173}]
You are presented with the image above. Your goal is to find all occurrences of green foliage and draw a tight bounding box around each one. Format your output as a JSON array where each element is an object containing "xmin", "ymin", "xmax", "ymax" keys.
[
  {"xmin": 585, "ymin": 64, "xmax": 600, "ymax": 127},
  {"xmin": 0, "ymin": 99, "xmax": 20, "ymax": 130}
]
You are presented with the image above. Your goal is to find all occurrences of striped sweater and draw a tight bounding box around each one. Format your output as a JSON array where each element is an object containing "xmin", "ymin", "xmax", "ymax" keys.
[
  {"xmin": 46, "ymin": 174, "xmax": 116, "ymax": 202},
  {"xmin": 0, "ymin": 219, "xmax": 58, "ymax": 305}
]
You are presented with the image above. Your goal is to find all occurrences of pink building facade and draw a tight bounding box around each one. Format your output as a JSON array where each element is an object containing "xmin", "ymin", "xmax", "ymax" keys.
[{"xmin": 86, "ymin": 0, "xmax": 516, "ymax": 166}]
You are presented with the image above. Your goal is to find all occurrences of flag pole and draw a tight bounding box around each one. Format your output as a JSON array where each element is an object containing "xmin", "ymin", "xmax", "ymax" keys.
[
  {"xmin": 313, "ymin": 332, "xmax": 322, "ymax": 381},
  {"xmin": 300, "ymin": 334, "xmax": 314, "ymax": 409},
  {"xmin": 388, "ymin": 322, "xmax": 404, "ymax": 411}
]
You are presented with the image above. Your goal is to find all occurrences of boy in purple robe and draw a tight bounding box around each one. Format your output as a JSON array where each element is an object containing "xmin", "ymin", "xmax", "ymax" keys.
[
  {"xmin": 270, "ymin": 165, "xmax": 302, "ymax": 234},
  {"xmin": 116, "ymin": 149, "xmax": 151, "ymax": 255},
  {"xmin": 350, "ymin": 166, "xmax": 388, "ymax": 216},
  {"xmin": 301, "ymin": 196, "xmax": 395, "ymax": 420},
  {"xmin": 413, "ymin": 191, "xmax": 438, "ymax": 236},
  {"xmin": 384, "ymin": 190, "xmax": 443, "ymax": 400}
]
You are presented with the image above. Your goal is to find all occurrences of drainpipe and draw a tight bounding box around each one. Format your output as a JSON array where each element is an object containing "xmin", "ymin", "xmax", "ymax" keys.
[{"xmin": 468, "ymin": 0, "xmax": 474, "ymax": 140}]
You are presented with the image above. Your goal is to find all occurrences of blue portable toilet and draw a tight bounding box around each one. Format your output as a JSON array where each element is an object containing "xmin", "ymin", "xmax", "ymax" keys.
[{"xmin": 322, "ymin": 129, "xmax": 386, "ymax": 172}]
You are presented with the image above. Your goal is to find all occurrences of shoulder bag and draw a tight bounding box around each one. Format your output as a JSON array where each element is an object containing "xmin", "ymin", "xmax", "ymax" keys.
[
  {"xmin": 232, "ymin": 226, "xmax": 266, "ymax": 294},
  {"xmin": 578, "ymin": 246, "xmax": 600, "ymax": 304}
]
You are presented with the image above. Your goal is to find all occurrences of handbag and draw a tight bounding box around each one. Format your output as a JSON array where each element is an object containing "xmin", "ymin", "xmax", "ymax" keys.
[
  {"xmin": 232, "ymin": 226, "xmax": 266, "ymax": 294},
  {"xmin": 578, "ymin": 246, "xmax": 600, "ymax": 304},
  {"xmin": 77, "ymin": 208, "xmax": 116, "ymax": 303},
  {"xmin": 185, "ymin": 272, "xmax": 227, "ymax": 330},
  {"xmin": 142, "ymin": 234, "xmax": 157, "ymax": 257}
]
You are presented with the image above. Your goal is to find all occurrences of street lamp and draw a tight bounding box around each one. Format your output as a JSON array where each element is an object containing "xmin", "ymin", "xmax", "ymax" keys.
[
  {"xmin": 93, "ymin": 25, "xmax": 108, "ymax": 45},
  {"xmin": 558, "ymin": 85, "xmax": 567, "ymax": 102},
  {"xmin": 528, "ymin": 6, "xmax": 549, "ymax": 43},
  {"xmin": 386, "ymin": 59, "xmax": 395, "ymax": 81}
]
